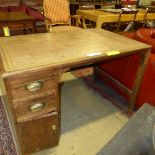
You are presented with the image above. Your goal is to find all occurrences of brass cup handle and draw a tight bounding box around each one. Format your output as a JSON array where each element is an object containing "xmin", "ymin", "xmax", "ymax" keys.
[
  {"xmin": 29, "ymin": 102, "xmax": 45, "ymax": 112},
  {"xmin": 25, "ymin": 81, "xmax": 43, "ymax": 92}
]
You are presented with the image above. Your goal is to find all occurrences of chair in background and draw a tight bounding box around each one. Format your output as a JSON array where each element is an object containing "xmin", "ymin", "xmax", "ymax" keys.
[
  {"xmin": 142, "ymin": 7, "xmax": 155, "ymax": 28},
  {"xmin": 116, "ymin": 9, "xmax": 138, "ymax": 32},
  {"xmin": 102, "ymin": 9, "xmax": 138, "ymax": 32},
  {"xmin": 134, "ymin": 7, "xmax": 155, "ymax": 30},
  {"xmin": 43, "ymin": 0, "xmax": 86, "ymax": 32},
  {"xmin": 79, "ymin": 4, "xmax": 96, "ymax": 28}
]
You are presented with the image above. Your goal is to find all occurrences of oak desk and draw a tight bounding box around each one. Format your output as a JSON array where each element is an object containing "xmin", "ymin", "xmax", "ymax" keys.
[
  {"xmin": 77, "ymin": 9, "xmax": 155, "ymax": 28},
  {"xmin": 0, "ymin": 29, "xmax": 151, "ymax": 154}
]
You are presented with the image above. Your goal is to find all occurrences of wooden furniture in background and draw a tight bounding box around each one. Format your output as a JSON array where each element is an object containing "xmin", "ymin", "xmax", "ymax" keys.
[
  {"xmin": 43, "ymin": 0, "xmax": 86, "ymax": 32},
  {"xmin": 142, "ymin": 6, "xmax": 155, "ymax": 27},
  {"xmin": 79, "ymin": 4, "xmax": 96, "ymax": 28},
  {"xmin": 116, "ymin": 9, "xmax": 139, "ymax": 32},
  {"xmin": 77, "ymin": 8, "xmax": 155, "ymax": 28},
  {"xmin": 0, "ymin": 29, "xmax": 150, "ymax": 154},
  {"xmin": 102, "ymin": 9, "xmax": 139, "ymax": 32},
  {"xmin": 0, "ymin": 12, "xmax": 35, "ymax": 36},
  {"xmin": 0, "ymin": 1, "xmax": 46, "ymax": 34}
]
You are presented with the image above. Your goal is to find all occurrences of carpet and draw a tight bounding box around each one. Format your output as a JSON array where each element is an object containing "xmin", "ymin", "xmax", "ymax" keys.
[
  {"xmin": 72, "ymin": 67, "xmax": 129, "ymax": 114},
  {"xmin": 0, "ymin": 97, "xmax": 17, "ymax": 155}
]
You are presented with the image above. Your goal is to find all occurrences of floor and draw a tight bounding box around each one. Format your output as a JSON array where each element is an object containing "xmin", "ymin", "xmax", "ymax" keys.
[{"xmin": 33, "ymin": 72, "xmax": 128, "ymax": 155}]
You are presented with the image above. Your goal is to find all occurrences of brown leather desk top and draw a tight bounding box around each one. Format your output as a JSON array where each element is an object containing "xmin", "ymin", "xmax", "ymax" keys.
[{"xmin": 0, "ymin": 29, "xmax": 151, "ymax": 77}]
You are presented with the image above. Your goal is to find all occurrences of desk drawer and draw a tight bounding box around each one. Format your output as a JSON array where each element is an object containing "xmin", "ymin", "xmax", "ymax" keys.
[
  {"xmin": 9, "ymin": 76, "xmax": 57, "ymax": 100},
  {"xmin": 18, "ymin": 112, "xmax": 59, "ymax": 154},
  {"xmin": 13, "ymin": 91, "xmax": 57, "ymax": 122}
]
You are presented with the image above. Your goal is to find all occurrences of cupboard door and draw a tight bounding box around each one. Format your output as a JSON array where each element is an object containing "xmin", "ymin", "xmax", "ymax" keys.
[{"xmin": 18, "ymin": 112, "xmax": 59, "ymax": 154}]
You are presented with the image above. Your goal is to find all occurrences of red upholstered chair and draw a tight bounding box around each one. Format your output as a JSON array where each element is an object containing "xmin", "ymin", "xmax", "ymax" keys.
[
  {"xmin": 97, "ymin": 28, "xmax": 155, "ymax": 109},
  {"xmin": 43, "ymin": 0, "xmax": 86, "ymax": 32}
]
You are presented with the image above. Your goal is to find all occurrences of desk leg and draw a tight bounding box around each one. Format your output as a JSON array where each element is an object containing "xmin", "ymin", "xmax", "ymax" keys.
[
  {"xmin": 96, "ymin": 19, "xmax": 103, "ymax": 28},
  {"xmin": 128, "ymin": 49, "xmax": 150, "ymax": 114}
]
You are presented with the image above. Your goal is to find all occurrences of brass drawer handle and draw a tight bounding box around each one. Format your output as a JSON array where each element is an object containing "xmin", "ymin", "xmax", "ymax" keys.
[
  {"xmin": 25, "ymin": 81, "xmax": 43, "ymax": 92},
  {"xmin": 29, "ymin": 102, "xmax": 45, "ymax": 112}
]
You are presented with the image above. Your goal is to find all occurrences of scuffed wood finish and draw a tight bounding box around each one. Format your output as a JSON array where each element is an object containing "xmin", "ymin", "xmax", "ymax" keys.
[
  {"xmin": 18, "ymin": 112, "xmax": 59, "ymax": 154},
  {"xmin": 8, "ymin": 70, "xmax": 57, "ymax": 100},
  {"xmin": 0, "ymin": 29, "xmax": 151, "ymax": 154},
  {"xmin": 2, "ymin": 68, "xmax": 63, "ymax": 155},
  {"xmin": 13, "ymin": 91, "xmax": 57, "ymax": 122},
  {"xmin": 77, "ymin": 9, "xmax": 155, "ymax": 28},
  {"xmin": 0, "ymin": 29, "xmax": 150, "ymax": 76}
]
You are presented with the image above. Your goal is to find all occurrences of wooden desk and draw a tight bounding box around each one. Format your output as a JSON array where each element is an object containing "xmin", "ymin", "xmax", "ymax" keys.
[
  {"xmin": 0, "ymin": 12, "xmax": 35, "ymax": 36},
  {"xmin": 0, "ymin": 29, "xmax": 150, "ymax": 154},
  {"xmin": 77, "ymin": 9, "xmax": 155, "ymax": 28}
]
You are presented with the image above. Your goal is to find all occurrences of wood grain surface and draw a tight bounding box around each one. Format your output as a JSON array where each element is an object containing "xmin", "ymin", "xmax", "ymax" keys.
[{"xmin": 0, "ymin": 29, "xmax": 150, "ymax": 76}]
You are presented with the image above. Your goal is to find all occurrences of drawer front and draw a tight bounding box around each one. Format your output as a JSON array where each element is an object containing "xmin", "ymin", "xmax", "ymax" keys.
[
  {"xmin": 13, "ymin": 92, "xmax": 57, "ymax": 122},
  {"xmin": 9, "ymin": 76, "xmax": 57, "ymax": 100},
  {"xmin": 18, "ymin": 112, "xmax": 59, "ymax": 154}
]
